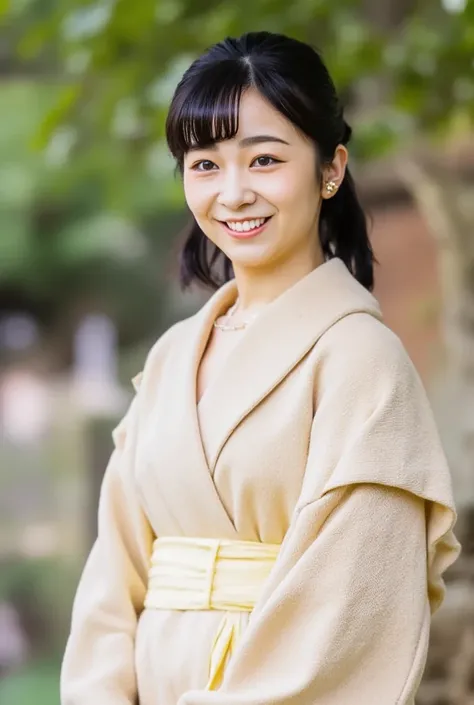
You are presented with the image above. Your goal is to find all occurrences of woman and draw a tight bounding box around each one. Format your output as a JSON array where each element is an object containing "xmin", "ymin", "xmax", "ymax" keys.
[{"xmin": 61, "ymin": 32, "xmax": 460, "ymax": 705}]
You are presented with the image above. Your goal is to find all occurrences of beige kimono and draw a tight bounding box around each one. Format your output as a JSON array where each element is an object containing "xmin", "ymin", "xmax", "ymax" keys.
[{"xmin": 61, "ymin": 257, "xmax": 460, "ymax": 705}]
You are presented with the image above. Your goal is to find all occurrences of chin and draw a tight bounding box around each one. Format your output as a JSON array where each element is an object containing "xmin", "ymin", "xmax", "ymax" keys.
[{"xmin": 227, "ymin": 250, "xmax": 278, "ymax": 272}]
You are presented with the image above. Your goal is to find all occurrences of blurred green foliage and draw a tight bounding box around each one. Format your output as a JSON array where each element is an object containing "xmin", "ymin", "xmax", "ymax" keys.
[
  {"xmin": 0, "ymin": 79, "xmax": 183, "ymax": 350},
  {"xmin": 0, "ymin": 556, "xmax": 77, "ymax": 653},
  {"xmin": 13, "ymin": 0, "xmax": 474, "ymax": 152},
  {"xmin": 0, "ymin": 657, "xmax": 60, "ymax": 705}
]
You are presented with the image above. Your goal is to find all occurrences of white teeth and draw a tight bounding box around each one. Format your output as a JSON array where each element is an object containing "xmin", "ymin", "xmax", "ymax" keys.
[{"xmin": 226, "ymin": 218, "xmax": 267, "ymax": 232}]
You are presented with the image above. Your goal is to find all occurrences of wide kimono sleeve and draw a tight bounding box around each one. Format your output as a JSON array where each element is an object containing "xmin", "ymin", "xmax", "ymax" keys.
[
  {"xmin": 61, "ymin": 374, "xmax": 154, "ymax": 705},
  {"xmin": 179, "ymin": 319, "xmax": 461, "ymax": 705}
]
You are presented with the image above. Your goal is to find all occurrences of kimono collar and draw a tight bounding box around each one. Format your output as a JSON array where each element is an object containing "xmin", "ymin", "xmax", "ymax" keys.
[{"xmin": 191, "ymin": 257, "xmax": 383, "ymax": 471}]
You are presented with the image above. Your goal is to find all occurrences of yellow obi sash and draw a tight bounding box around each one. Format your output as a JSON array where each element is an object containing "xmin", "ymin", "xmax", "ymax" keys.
[{"xmin": 144, "ymin": 536, "xmax": 280, "ymax": 690}]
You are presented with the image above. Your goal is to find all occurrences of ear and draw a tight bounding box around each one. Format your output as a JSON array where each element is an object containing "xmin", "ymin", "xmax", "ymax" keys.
[{"xmin": 321, "ymin": 145, "xmax": 349, "ymax": 200}]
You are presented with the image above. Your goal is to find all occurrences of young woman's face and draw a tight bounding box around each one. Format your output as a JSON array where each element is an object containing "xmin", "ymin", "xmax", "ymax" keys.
[{"xmin": 183, "ymin": 88, "xmax": 328, "ymax": 273}]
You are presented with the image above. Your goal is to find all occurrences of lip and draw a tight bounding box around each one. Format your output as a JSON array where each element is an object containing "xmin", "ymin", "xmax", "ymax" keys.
[{"xmin": 218, "ymin": 216, "xmax": 272, "ymax": 240}]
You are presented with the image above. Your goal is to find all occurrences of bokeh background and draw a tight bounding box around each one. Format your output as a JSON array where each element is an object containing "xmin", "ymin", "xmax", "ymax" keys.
[{"xmin": 0, "ymin": 1, "xmax": 473, "ymax": 703}]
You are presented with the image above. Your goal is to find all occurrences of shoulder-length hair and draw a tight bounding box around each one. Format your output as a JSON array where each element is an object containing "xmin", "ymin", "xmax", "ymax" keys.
[{"xmin": 166, "ymin": 31, "xmax": 374, "ymax": 291}]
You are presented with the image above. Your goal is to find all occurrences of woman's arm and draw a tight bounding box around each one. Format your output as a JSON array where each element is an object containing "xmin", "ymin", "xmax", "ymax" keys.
[{"xmin": 61, "ymin": 395, "xmax": 154, "ymax": 705}]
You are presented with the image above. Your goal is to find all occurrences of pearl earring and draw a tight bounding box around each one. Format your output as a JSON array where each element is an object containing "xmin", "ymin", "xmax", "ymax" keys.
[{"xmin": 325, "ymin": 180, "xmax": 338, "ymax": 195}]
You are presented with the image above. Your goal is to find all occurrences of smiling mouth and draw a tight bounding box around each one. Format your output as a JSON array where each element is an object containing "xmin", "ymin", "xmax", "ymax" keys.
[{"xmin": 219, "ymin": 216, "xmax": 272, "ymax": 237}]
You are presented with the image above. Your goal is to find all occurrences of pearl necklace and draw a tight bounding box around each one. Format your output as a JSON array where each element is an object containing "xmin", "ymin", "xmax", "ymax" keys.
[{"xmin": 213, "ymin": 299, "xmax": 259, "ymax": 332}]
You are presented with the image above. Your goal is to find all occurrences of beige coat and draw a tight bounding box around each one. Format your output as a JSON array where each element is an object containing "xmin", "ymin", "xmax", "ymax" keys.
[{"xmin": 61, "ymin": 258, "xmax": 460, "ymax": 705}]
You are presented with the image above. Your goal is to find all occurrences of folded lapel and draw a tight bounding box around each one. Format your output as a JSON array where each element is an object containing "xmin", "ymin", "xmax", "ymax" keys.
[
  {"xmin": 197, "ymin": 258, "xmax": 383, "ymax": 472},
  {"xmin": 153, "ymin": 277, "xmax": 239, "ymax": 536}
]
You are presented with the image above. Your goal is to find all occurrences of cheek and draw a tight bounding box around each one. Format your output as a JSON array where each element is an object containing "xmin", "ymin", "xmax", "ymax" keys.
[
  {"xmin": 183, "ymin": 176, "xmax": 199, "ymax": 214},
  {"xmin": 264, "ymin": 166, "xmax": 319, "ymax": 218},
  {"xmin": 183, "ymin": 176, "xmax": 214, "ymax": 218}
]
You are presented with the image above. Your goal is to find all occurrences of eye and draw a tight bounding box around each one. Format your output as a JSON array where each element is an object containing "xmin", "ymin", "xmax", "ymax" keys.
[
  {"xmin": 191, "ymin": 159, "xmax": 217, "ymax": 172},
  {"xmin": 251, "ymin": 155, "xmax": 281, "ymax": 168}
]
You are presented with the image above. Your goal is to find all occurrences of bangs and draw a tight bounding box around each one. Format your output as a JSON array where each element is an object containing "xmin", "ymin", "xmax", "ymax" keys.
[{"xmin": 166, "ymin": 61, "xmax": 251, "ymax": 164}]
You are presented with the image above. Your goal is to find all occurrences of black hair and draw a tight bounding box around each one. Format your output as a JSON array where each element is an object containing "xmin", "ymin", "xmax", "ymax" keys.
[{"xmin": 166, "ymin": 31, "xmax": 375, "ymax": 291}]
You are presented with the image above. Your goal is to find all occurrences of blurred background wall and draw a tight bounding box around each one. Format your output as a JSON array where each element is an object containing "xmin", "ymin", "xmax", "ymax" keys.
[{"xmin": 0, "ymin": 1, "xmax": 473, "ymax": 703}]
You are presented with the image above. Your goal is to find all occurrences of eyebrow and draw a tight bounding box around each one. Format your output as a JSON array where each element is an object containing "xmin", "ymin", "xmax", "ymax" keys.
[
  {"xmin": 188, "ymin": 134, "xmax": 290, "ymax": 152},
  {"xmin": 239, "ymin": 134, "xmax": 290, "ymax": 148}
]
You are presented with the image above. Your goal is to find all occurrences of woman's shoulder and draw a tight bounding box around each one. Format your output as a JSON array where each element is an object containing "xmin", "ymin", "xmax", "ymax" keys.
[
  {"xmin": 130, "ymin": 314, "xmax": 196, "ymax": 392},
  {"xmin": 311, "ymin": 309, "xmax": 458, "ymax": 541},
  {"xmin": 317, "ymin": 309, "xmax": 417, "ymax": 390}
]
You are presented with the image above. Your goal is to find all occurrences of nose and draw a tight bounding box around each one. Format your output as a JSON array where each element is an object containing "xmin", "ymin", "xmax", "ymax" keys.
[{"xmin": 216, "ymin": 169, "xmax": 256, "ymax": 210}]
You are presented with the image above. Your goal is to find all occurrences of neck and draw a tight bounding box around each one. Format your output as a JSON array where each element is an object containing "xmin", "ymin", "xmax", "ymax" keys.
[{"xmin": 231, "ymin": 245, "xmax": 324, "ymax": 315}]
